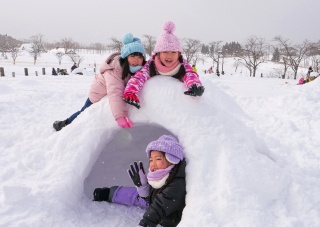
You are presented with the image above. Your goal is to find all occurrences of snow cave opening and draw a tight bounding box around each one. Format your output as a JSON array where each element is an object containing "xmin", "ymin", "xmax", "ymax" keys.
[{"xmin": 83, "ymin": 123, "xmax": 175, "ymax": 199}]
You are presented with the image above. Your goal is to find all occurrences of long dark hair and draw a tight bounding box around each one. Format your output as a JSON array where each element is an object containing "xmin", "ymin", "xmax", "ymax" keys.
[
  {"xmin": 151, "ymin": 160, "xmax": 184, "ymax": 200},
  {"xmin": 119, "ymin": 52, "xmax": 146, "ymax": 80},
  {"xmin": 149, "ymin": 54, "xmax": 186, "ymax": 81}
]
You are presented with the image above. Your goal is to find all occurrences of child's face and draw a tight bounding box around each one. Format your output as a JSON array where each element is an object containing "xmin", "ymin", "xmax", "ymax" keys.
[
  {"xmin": 128, "ymin": 54, "xmax": 144, "ymax": 66},
  {"xmin": 158, "ymin": 51, "xmax": 179, "ymax": 67},
  {"xmin": 149, "ymin": 150, "xmax": 172, "ymax": 172}
]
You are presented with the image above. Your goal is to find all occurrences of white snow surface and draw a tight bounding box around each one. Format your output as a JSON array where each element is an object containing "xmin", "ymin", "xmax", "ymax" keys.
[{"xmin": 0, "ymin": 52, "xmax": 320, "ymax": 227}]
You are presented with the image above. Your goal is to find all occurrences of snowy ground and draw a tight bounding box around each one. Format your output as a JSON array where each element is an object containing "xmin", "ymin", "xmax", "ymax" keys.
[{"xmin": 0, "ymin": 52, "xmax": 320, "ymax": 227}]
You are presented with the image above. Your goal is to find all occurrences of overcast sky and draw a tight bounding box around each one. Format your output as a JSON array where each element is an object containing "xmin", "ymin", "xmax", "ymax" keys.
[{"xmin": 1, "ymin": 0, "xmax": 320, "ymax": 45}]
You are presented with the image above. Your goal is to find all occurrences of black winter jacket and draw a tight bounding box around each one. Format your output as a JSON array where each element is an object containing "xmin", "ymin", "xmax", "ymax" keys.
[{"xmin": 139, "ymin": 160, "xmax": 186, "ymax": 227}]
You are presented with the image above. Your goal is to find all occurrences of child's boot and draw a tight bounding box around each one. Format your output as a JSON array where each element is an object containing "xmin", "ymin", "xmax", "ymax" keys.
[
  {"xmin": 53, "ymin": 119, "xmax": 67, "ymax": 131},
  {"xmin": 93, "ymin": 187, "xmax": 110, "ymax": 202}
]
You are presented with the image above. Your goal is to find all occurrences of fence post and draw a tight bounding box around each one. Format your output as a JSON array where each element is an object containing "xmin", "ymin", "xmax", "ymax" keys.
[
  {"xmin": 35, "ymin": 71, "xmax": 38, "ymax": 76},
  {"xmin": 24, "ymin": 68, "xmax": 28, "ymax": 76},
  {"xmin": 42, "ymin": 68, "xmax": 46, "ymax": 75},
  {"xmin": 0, "ymin": 67, "xmax": 4, "ymax": 77},
  {"xmin": 12, "ymin": 72, "xmax": 15, "ymax": 77}
]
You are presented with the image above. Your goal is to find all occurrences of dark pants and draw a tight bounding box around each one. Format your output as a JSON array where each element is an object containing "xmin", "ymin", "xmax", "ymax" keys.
[{"xmin": 66, "ymin": 98, "xmax": 93, "ymax": 125}]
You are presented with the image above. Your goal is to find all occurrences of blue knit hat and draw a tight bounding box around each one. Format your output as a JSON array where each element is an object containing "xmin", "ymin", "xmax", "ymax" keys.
[
  {"xmin": 146, "ymin": 135, "xmax": 184, "ymax": 164},
  {"xmin": 120, "ymin": 33, "xmax": 146, "ymax": 59}
]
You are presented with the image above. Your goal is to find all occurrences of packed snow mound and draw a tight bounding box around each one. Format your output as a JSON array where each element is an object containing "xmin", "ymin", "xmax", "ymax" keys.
[
  {"xmin": 71, "ymin": 67, "xmax": 94, "ymax": 76},
  {"xmin": 1, "ymin": 75, "xmax": 319, "ymax": 226}
]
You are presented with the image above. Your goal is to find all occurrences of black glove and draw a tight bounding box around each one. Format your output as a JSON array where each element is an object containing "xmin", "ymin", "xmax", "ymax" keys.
[
  {"xmin": 184, "ymin": 84, "xmax": 205, "ymax": 97},
  {"xmin": 128, "ymin": 162, "xmax": 149, "ymax": 197},
  {"xmin": 93, "ymin": 187, "xmax": 110, "ymax": 202},
  {"xmin": 128, "ymin": 162, "xmax": 145, "ymax": 187},
  {"xmin": 123, "ymin": 93, "xmax": 140, "ymax": 109}
]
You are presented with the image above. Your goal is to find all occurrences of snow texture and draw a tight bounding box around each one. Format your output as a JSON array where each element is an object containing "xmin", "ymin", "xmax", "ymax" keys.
[{"xmin": 0, "ymin": 51, "xmax": 320, "ymax": 227}]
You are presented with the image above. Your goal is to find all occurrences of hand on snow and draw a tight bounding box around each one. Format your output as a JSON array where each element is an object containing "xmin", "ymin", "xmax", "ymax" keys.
[
  {"xmin": 128, "ymin": 162, "xmax": 149, "ymax": 198},
  {"xmin": 93, "ymin": 187, "xmax": 110, "ymax": 202},
  {"xmin": 116, "ymin": 117, "xmax": 133, "ymax": 128},
  {"xmin": 123, "ymin": 93, "xmax": 140, "ymax": 109},
  {"xmin": 184, "ymin": 84, "xmax": 205, "ymax": 97}
]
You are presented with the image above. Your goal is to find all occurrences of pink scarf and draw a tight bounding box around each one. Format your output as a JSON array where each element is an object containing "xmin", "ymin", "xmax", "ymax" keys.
[{"xmin": 154, "ymin": 55, "xmax": 180, "ymax": 73}]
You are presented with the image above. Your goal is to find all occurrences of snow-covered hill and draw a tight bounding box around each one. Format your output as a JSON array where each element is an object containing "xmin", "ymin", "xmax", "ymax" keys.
[{"xmin": 0, "ymin": 53, "xmax": 320, "ymax": 226}]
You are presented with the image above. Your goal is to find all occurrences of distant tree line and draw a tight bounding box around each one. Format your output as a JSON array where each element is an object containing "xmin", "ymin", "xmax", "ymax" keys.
[
  {"xmin": 1, "ymin": 33, "xmax": 320, "ymax": 79},
  {"xmin": 0, "ymin": 34, "xmax": 23, "ymax": 64}
]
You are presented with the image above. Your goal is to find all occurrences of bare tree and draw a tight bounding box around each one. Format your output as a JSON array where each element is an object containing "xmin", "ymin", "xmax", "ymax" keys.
[
  {"xmin": 59, "ymin": 38, "xmax": 77, "ymax": 54},
  {"xmin": 143, "ymin": 35, "xmax": 156, "ymax": 57},
  {"xmin": 192, "ymin": 54, "xmax": 205, "ymax": 66},
  {"xmin": 0, "ymin": 34, "xmax": 20, "ymax": 59},
  {"xmin": 238, "ymin": 36, "xmax": 268, "ymax": 77},
  {"xmin": 106, "ymin": 37, "xmax": 122, "ymax": 52},
  {"xmin": 92, "ymin": 42, "xmax": 106, "ymax": 54},
  {"xmin": 28, "ymin": 34, "xmax": 45, "ymax": 65},
  {"xmin": 58, "ymin": 38, "xmax": 82, "ymax": 65},
  {"xmin": 0, "ymin": 36, "xmax": 8, "ymax": 58},
  {"xmin": 307, "ymin": 41, "xmax": 320, "ymax": 72},
  {"xmin": 274, "ymin": 36, "xmax": 311, "ymax": 79},
  {"xmin": 8, "ymin": 43, "xmax": 21, "ymax": 65},
  {"xmin": 55, "ymin": 52, "xmax": 65, "ymax": 65},
  {"xmin": 0, "ymin": 36, "xmax": 21, "ymax": 64},
  {"xmin": 182, "ymin": 38, "xmax": 202, "ymax": 63},
  {"xmin": 76, "ymin": 55, "xmax": 84, "ymax": 66},
  {"xmin": 281, "ymin": 57, "xmax": 290, "ymax": 79},
  {"xmin": 233, "ymin": 58, "xmax": 241, "ymax": 72},
  {"xmin": 207, "ymin": 41, "xmax": 223, "ymax": 68},
  {"xmin": 68, "ymin": 52, "xmax": 83, "ymax": 66}
]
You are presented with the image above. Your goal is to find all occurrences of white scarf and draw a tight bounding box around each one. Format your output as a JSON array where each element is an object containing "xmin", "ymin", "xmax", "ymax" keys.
[{"xmin": 148, "ymin": 173, "xmax": 170, "ymax": 189}]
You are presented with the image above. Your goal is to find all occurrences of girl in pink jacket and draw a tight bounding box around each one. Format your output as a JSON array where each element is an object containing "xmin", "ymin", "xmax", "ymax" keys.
[
  {"xmin": 123, "ymin": 21, "xmax": 205, "ymax": 109},
  {"xmin": 53, "ymin": 33, "xmax": 146, "ymax": 131}
]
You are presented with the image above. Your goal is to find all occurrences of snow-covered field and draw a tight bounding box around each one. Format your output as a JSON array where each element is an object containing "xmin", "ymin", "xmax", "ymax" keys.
[{"xmin": 0, "ymin": 51, "xmax": 319, "ymax": 227}]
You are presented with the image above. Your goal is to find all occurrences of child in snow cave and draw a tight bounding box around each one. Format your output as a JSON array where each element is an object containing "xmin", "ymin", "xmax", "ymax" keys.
[
  {"xmin": 52, "ymin": 33, "xmax": 146, "ymax": 131},
  {"xmin": 93, "ymin": 135, "xmax": 186, "ymax": 227},
  {"xmin": 123, "ymin": 21, "xmax": 205, "ymax": 109}
]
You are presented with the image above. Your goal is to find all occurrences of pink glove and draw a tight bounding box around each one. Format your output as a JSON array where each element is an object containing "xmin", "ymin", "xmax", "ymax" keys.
[{"xmin": 116, "ymin": 117, "xmax": 133, "ymax": 128}]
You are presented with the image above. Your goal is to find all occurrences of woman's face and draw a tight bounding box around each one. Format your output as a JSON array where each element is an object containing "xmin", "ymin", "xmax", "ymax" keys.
[
  {"xmin": 127, "ymin": 54, "xmax": 144, "ymax": 66},
  {"xmin": 149, "ymin": 150, "xmax": 172, "ymax": 172},
  {"xmin": 158, "ymin": 51, "xmax": 180, "ymax": 67}
]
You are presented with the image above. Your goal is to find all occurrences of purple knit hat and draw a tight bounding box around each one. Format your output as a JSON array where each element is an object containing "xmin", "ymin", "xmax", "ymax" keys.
[
  {"xmin": 153, "ymin": 21, "xmax": 183, "ymax": 53},
  {"xmin": 146, "ymin": 135, "xmax": 184, "ymax": 164}
]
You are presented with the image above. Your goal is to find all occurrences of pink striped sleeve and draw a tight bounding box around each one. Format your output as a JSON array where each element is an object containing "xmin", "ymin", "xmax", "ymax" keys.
[
  {"xmin": 181, "ymin": 58, "xmax": 202, "ymax": 88},
  {"xmin": 124, "ymin": 59, "xmax": 152, "ymax": 95}
]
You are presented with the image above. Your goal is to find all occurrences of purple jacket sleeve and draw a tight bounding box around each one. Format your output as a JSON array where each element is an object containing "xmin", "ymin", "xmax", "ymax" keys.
[{"xmin": 111, "ymin": 186, "xmax": 148, "ymax": 208}]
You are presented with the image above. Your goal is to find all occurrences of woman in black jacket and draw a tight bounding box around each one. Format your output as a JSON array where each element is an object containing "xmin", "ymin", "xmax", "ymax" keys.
[{"xmin": 93, "ymin": 135, "xmax": 186, "ymax": 227}]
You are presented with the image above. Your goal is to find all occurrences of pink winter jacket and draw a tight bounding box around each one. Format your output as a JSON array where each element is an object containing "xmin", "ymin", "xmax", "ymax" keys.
[{"xmin": 88, "ymin": 52, "xmax": 129, "ymax": 119}]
